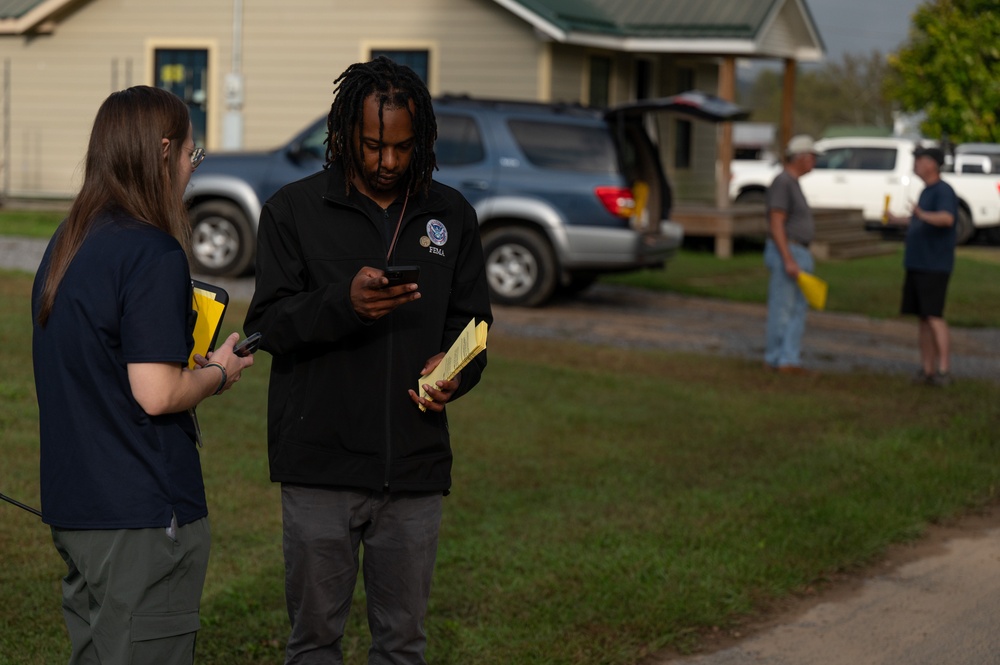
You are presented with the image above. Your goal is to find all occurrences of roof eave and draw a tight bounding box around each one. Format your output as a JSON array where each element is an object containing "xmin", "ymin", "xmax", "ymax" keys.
[
  {"xmin": 790, "ymin": 0, "xmax": 827, "ymax": 55},
  {"xmin": 559, "ymin": 32, "xmax": 824, "ymax": 62},
  {"xmin": 0, "ymin": 0, "xmax": 77, "ymax": 35},
  {"xmin": 756, "ymin": 0, "xmax": 826, "ymax": 61},
  {"xmin": 493, "ymin": 0, "xmax": 824, "ymax": 62},
  {"xmin": 490, "ymin": 0, "xmax": 567, "ymax": 41}
]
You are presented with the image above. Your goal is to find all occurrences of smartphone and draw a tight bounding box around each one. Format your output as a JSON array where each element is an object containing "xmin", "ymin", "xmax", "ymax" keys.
[
  {"xmin": 234, "ymin": 331, "xmax": 262, "ymax": 357},
  {"xmin": 384, "ymin": 265, "xmax": 420, "ymax": 287}
]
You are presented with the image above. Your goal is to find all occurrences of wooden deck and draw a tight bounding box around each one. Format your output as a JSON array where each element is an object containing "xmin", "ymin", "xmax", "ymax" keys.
[{"xmin": 672, "ymin": 205, "xmax": 898, "ymax": 259}]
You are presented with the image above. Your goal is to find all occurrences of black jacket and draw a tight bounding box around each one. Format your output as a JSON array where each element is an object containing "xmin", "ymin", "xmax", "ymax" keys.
[{"xmin": 244, "ymin": 165, "xmax": 492, "ymax": 492}]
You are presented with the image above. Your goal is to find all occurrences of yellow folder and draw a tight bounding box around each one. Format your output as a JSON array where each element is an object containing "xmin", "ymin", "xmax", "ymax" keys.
[
  {"xmin": 797, "ymin": 272, "xmax": 828, "ymax": 311},
  {"xmin": 189, "ymin": 280, "xmax": 229, "ymax": 369}
]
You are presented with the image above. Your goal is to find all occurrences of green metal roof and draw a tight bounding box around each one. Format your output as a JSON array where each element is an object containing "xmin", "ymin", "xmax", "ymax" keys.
[
  {"xmin": 0, "ymin": 0, "xmax": 46, "ymax": 19},
  {"xmin": 505, "ymin": 0, "xmax": 784, "ymax": 40},
  {"xmin": 1, "ymin": 0, "xmax": 822, "ymax": 53}
]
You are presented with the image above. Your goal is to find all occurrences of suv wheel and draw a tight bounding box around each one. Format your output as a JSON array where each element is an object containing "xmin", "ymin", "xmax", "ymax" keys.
[
  {"xmin": 189, "ymin": 201, "xmax": 255, "ymax": 277},
  {"xmin": 482, "ymin": 227, "xmax": 557, "ymax": 307},
  {"xmin": 735, "ymin": 189, "xmax": 766, "ymax": 205}
]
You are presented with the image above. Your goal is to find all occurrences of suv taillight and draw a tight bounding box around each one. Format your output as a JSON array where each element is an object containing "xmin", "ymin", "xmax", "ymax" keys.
[{"xmin": 595, "ymin": 186, "xmax": 636, "ymax": 218}]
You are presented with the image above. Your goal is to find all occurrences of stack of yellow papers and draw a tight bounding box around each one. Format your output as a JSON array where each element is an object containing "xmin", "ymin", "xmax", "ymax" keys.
[
  {"xmin": 417, "ymin": 318, "xmax": 488, "ymax": 411},
  {"xmin": 797, "ymin": 272, "xmax": 828, "ymax": 311}
]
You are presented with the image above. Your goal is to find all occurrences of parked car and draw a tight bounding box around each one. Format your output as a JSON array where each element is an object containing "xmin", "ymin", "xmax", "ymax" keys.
[
  {"xmin": 728, "ymin": 136, "xmax": 1000, "ymax": 244},
  {"xmin": 729, "ymin": 157, "xmax": 780, "ymax": 205},
  {"xmin": 185, "ymin": 92, "xmax": 747, "ymax": 305},
  {"xmin": 952, "ymin": 143, "xmax": 1000, "ymax": 175}
]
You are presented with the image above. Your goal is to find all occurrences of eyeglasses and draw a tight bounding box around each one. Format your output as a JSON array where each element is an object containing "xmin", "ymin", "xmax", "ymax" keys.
[{"xmin": 190, "ymin": 146, "xmax": 206, "ymax": 169}]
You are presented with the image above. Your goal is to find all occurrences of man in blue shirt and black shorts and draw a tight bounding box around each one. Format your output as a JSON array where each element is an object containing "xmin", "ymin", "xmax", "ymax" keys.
[{"xmin": 890, "ymin": 145, "xmax": 958, "ymax": 387}]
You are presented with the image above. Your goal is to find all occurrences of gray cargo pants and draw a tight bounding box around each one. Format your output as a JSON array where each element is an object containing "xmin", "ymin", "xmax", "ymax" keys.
[
  {"xmin": 281, "ymin": 484, "xmax": 443, "ymax": 665},
  {"xmin": 51, "ymin": 517, "xmax": 211, "ymax": 665}
]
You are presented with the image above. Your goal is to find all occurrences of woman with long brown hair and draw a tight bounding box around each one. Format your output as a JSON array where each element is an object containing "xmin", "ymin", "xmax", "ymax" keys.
[{"xmin": 32, "ymin": 85, "xmax": 254, "ymax": 665}]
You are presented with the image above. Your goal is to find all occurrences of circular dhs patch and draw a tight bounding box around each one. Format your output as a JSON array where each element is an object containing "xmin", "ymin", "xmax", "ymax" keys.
[{"xmin": 426, "ymin": 219, "xmax": 448, "ymax": 247}]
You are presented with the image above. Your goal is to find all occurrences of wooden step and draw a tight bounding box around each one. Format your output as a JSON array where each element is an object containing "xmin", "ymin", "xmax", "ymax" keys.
[{"xmin": 672, "ymin": 204, "xmax": 897, "ymax": 260}]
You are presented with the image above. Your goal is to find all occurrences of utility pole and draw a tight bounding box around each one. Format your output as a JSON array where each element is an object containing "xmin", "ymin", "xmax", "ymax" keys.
[{"xmin": 222, "ymin": 0, "xmax": 244, "ymax": 149}]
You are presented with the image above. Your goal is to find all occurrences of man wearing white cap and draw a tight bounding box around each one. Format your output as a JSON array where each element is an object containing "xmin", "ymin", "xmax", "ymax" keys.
[{"xmin": 763, "ymin": 134, "xmax": 820, "ymax": 374}]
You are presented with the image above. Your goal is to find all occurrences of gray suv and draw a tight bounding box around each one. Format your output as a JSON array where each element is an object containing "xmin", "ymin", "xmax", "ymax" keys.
[{"xmin": 185, "ymin": 92, "xmax": 746, "ymax": 306}]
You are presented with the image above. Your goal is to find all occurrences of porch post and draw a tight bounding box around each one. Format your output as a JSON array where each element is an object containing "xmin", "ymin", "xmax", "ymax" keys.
[
  {"xmin": 780, "ymin": 58, "xmax": 797, "ymax": 154},
  {"xmin": 716, "ymin": 55, "xmax": 736, "ymax": 209}
]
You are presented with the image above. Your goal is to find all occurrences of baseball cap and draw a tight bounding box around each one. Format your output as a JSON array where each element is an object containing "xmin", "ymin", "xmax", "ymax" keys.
[
  {"xmin": 786, "ymin": 135, "xmax": 821, "ymax": 157},
  {"xmin": 913, "ymin": 146, "xmax": 945, "ymax": 166}
]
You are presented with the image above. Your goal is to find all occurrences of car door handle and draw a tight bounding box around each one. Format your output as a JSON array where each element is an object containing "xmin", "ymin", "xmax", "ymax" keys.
[
  {"xmin": 461, "ymin": 180, "xmax": 490, "ymax": 190},
  {"xmin": 833, "ymin": 176, "xmax": 847, "ymax": 184}
]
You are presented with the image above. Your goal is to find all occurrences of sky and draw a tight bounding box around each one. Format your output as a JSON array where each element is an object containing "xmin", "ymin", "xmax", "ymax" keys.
[{"xmin": 804, "ymin": 0, "xmax": 927, "ymax": 63}]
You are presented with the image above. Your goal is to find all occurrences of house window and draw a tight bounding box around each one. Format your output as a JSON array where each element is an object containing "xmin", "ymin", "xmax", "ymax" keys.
[
  {"xmin": 635, "ymin": 59, "xmax": 652, "ymax": 100},
  {"xmin": 154, "ymin": 49, "xmax": 208, "ymax": 146},
  {"xmin": 370, "ymin": 49, "xmax": 429, "ymax": 84},
  {"xmin": 589, "ymin": 56, "xmax": 611, "ymax": 108},
  {"xmin": 674, "ymin": 120, "xmax": 692, "ymax": 169}
]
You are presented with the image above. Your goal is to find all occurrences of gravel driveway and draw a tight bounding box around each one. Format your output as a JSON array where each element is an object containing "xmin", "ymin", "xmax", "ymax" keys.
[
  {"xmin": 493, "ymin": 282, "xmax": 1000, "ymax": 381},
  {"xmin": 7, "ymin": 235, "xmax": 1000, "ymax": 381}
]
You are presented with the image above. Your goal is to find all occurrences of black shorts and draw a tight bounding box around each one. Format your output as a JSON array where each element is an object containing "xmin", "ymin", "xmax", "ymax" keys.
[{"xmin": 901, "ymin": 270, "xmax": 950, "ymax": 318}]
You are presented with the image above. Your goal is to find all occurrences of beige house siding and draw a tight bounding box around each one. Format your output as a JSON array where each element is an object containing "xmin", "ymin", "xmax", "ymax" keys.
[
  {"xmin": 0, "ymin": 0, "xmax": 233, "ymax": 197},
  {"xmin": 240, "ymin": 0, "xmax": 543, "ymax": 151},
  {"xmin": 759, "ymin": 0, "xmax": 821, "ymax": 60},
  {"xmin": 0, "ymin": 0, "xmax": 750, "ymax": 201},
  {"xmin": 610, "ymin": 53, "xmax": 631, "ymax": 106},
  {"xmin": 548, "ymin": 43, "xmax": 582, "ymax": 104},
  {"xmin": 661, "ymin": 60, "xmax": 723, "ymax": 203},
  {"xmin": 0, "ymin": 0, "xmax": 556, "ymax": 198}
]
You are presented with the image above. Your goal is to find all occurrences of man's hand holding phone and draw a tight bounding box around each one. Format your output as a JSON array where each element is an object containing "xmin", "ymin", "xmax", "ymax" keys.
[
  {"xmin": 384, "ymin": 265, "xmax": 420, "ymax": 287},
  {"xmin": 350, "ymin": 266, "xmax": 421, "ymax": 320}
]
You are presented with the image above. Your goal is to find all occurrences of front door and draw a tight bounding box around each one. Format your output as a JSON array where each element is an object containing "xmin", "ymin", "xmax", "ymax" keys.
[{"xmin": 154, "ymin": 49, "xmax": 208, "ymax": 146}]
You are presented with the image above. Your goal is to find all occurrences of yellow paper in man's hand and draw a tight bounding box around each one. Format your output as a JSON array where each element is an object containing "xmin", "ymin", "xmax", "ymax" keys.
[{"xmin": 797, "ymin": 272, "xmax": 828, "ymax": 311}]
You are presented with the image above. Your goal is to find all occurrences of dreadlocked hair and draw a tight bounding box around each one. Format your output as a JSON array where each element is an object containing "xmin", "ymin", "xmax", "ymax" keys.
[{"xmin": 325, "ymin": 56, "xmax": 437, "ymax": 196}]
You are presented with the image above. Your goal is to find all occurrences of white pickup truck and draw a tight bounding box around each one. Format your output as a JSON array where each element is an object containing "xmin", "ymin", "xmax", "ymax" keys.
[{"xmin": 729, "ymin": 136, "xmax": 1000, "ymax": 244}]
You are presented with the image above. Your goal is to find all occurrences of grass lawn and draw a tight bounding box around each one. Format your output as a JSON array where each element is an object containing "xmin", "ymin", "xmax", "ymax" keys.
[
  {"xmin": 2, "ymin": 271, "xmax": 999, "ymax": 664},
  {"xmin": 0, "ymin": 208, "xmax": 66, "ymax": 238},
  {"xmin": 605, "ymin": 242, "xmax": 1000, "ymax": 328}
]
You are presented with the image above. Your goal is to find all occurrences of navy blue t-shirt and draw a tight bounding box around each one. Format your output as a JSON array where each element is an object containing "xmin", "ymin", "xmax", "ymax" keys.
[
  {"xmin": 32, "ymin": 211, "xmax": 205, "ymax": 529},
  {"xmin": 904, "ymin": 179, "xmax": 958, "ymax": 273}
]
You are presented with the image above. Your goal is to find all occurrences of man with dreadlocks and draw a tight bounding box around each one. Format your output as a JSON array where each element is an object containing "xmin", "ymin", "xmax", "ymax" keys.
[{"xmin": 244, "ymin": 57, "xmax": 492, "ymax": 664}]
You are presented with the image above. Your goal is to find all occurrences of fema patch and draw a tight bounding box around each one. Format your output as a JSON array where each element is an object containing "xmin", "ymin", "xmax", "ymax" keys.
[{"xmin": 426, "ymin": 219, "xmax": 448, "ymax": 247}]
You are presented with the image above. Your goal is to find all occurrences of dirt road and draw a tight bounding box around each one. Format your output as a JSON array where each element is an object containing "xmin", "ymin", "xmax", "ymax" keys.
[
  {"xmin": 9, "ymin": 235, "xmax": 999, "ymax": 380},
  {"xmin": 486, "ymin": 282, "xmax": 1000, "ymax": 381},
  {"xmin": 648, "ymin": 510, "xmax": 1000, "ymax": 665}
]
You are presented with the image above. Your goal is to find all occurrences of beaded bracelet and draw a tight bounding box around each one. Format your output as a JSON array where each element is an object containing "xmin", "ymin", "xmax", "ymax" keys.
[{"xmin": 204, "ymin": 362, "xmax": 227, "ymax": 395}]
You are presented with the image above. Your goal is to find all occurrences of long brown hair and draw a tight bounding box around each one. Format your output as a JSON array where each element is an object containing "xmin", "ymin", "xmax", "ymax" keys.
[{"xmin": 36, "ymin": 86, "xmax": 193, "ymax": 326}]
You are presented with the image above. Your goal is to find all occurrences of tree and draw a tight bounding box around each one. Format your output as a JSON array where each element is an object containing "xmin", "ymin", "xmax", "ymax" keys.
[
  {"xmin": 739, "ymin": 51, "xmax": 896, "ymax": 139},
  {"xmin": 887, "ymin": 0, "xmax": 1000, "ymax": 143},
  {"xmin": 801, "ymin": 51, "xmax": 896, "ymax": 134}
]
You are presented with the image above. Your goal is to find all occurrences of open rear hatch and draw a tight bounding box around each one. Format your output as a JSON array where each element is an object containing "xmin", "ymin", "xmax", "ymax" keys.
[{"xmin": 605, "ymin": 91, "xmax": 749, "ymax": 228}]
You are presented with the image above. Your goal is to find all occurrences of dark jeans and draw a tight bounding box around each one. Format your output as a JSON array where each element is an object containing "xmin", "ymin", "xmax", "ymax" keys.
[{"xmin": 281, "ymin": 484, "xmax": 443, "ymax": 665}]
